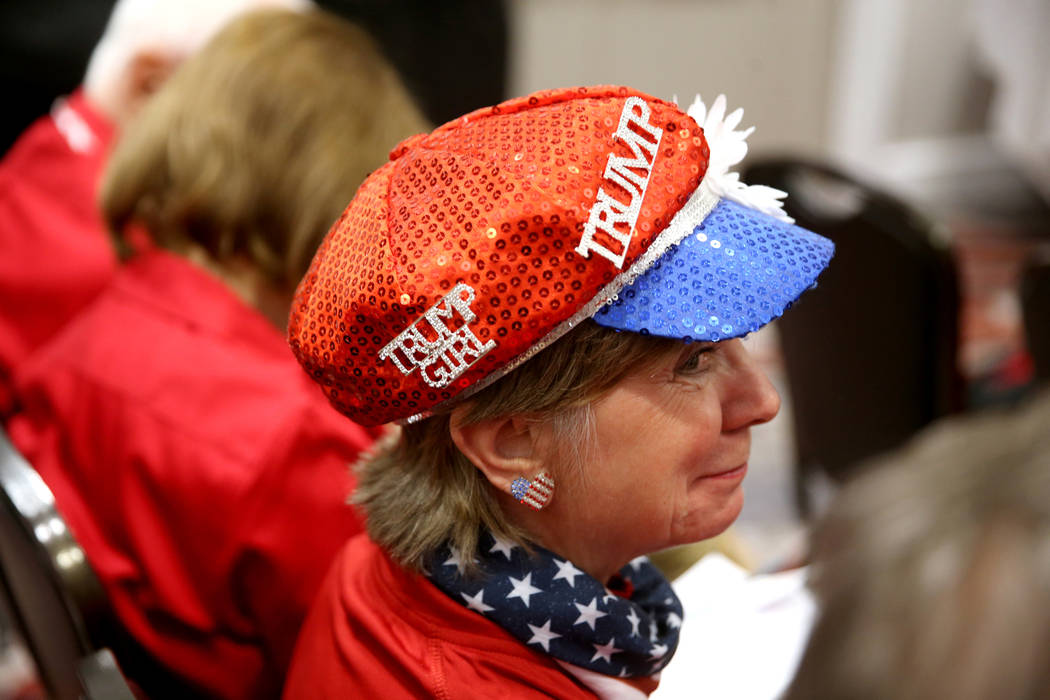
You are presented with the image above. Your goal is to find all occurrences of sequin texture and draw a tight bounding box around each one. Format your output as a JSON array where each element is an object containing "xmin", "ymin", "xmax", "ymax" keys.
[
  {"xmin": 289, "ymin": 86, "xmax": 709, "ymax": 426},
  {"xmin": 288, "ymin": 85, "xmax": 832, "ymax": 427},
  {"xmin": 593, "ymin": 199, "xmax": 834, "ymax": 341}
]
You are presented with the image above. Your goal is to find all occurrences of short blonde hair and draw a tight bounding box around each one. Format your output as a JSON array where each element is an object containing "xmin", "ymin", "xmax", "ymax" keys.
[
  {"xmin": 785, "ymin": 390, "xmax": 1050, "ymax": 700},
  {"xmin": 354, "ymin": 320, "xmax": 677, "ymax": 572},
  {"xmin": 101, "ymin": 7, "xmax": 429, "ymax": 288}
]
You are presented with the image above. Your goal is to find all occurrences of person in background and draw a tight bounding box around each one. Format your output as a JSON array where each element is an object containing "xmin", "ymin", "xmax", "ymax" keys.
[
  {"xmin": 0, "ymin": 0, "xmax": 508, "ymax": 157},
  {"xmin": 6, "ymin": 7, "xmax": 428, "ymax": 698},
  {"xmin": 784, "ymin": 389, "xmax": 1050, "ymax": 700},
  {"xmin": 281, "ymin": 86, "xmax": 834, "ymax": 697},
  {"xmin": 0, "ymin": 0, "xmax": 307, "ymax": 417}
]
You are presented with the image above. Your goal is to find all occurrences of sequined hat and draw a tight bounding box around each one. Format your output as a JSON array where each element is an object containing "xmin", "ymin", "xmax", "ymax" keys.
[{"xmin": 289, "ymin": 85, "xmax": 833, "ymax": 426}]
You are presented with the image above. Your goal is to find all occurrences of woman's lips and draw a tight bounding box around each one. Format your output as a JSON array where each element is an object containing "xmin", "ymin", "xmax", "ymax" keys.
[{"xmin": 698, "ymin": 463, "xmax": 748, "ymax": 481}]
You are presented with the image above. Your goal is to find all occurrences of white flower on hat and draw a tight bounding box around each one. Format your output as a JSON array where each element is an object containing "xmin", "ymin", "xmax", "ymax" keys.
[{"xmin": 685, "ymin": 94, "xmax": 794, "ymax": 223}]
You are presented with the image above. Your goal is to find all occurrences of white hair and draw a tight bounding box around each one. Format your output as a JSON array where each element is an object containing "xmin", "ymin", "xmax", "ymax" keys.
[{"xmin": 83, "ymin": 0, "xmax": 311, "ymax": 116}]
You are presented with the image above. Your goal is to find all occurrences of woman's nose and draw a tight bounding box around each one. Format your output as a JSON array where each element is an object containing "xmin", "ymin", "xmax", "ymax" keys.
[{"xmin": 723, "ymin": 340, "xmax": 781, "ymax": 431}]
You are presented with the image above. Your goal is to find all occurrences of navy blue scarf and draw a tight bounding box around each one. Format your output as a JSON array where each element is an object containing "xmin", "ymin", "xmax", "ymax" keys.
[{"xmin": 425, "ymin": 532, "xmax": 683, "ymax": 678}]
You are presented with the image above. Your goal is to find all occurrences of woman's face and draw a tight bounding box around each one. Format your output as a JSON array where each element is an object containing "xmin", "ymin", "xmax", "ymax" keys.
[{"xmin": 550, "ymin": 338, "xmax": 779, "ymax": 574}]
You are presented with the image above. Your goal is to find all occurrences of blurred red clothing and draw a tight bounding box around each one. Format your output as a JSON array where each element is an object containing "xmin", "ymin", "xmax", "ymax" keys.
[
  {"xmin": 7, "ymin": 249, "xmax": 373, "ymax": 698},
  {"xmin": 0, "ymin": 91, "xmax": 116, "ymax": 415},
  {"xmin": 283, "ymin": 534, "xmax": 600, "ymax": 699}
]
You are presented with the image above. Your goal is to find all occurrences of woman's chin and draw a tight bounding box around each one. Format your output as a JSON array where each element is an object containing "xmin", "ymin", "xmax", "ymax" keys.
[{"xmin": 673, "ymin": 488, "xmax": 745, "ymax": 547}]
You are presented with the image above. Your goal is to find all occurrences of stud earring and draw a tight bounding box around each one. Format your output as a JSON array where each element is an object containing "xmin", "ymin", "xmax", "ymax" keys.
[{"xmin": 510, "ymin": 472, "xmax": 555, "ymax": 511}]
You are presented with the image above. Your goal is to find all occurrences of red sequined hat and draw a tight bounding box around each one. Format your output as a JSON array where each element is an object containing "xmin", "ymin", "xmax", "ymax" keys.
[{"xmin": 289, "ymin": 85, "xmax": 832, "ymax": 426}]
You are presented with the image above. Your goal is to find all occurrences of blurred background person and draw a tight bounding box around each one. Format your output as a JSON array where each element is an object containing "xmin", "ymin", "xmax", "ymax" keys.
[
  {"xmin": 0, "ymin": 0, "xmax": 507, "ymax": 155},
  {"xmin": 0, "ymin": 0, "xmax": 307, "ymax": 418},
  {"xmin": 5, "ymin": 7, "xmax": 428, "ymax": 697},
  {"xmin": 784, "ymin": 388, "xmax": 1050, "ymax": 700}
]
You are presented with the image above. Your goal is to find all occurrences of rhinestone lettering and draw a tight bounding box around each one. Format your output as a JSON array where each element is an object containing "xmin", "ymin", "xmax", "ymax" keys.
[
  {"xmin": 379, "ymin": 283, "xmax": 497, "ymax": 388},
  {"xmin": 575, "ymin": 96, "xmax": 663, "ymax": 269}
]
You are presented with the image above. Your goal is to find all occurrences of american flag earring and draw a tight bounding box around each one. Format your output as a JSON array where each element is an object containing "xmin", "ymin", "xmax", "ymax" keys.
[{"xmin": 510, "ymin": 472, "xmax": 555, "ymax": 511}]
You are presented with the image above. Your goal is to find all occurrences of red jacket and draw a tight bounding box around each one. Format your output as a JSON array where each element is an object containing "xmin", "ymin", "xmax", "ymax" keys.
[
  {"xmin": 0, "ymin": 92, "xmax": 116, "ymax": 414},
  {"xmin": 284, "ymin": 534, "xmax": 607, "ymax": 699},
  {"xmin": 7, "ymin": 249, "xmax": 374, "ymax": 698}
]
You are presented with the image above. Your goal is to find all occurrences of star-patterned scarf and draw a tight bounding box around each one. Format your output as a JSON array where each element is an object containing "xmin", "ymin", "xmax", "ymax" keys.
[{"xmin": 425, "ymin": 531, "xmax": 683, "ymax": 679}]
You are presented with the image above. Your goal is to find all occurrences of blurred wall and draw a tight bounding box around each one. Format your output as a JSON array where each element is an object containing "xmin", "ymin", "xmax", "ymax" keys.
[
  {"xmin": 892, "ymin": 0, "xmax": 991, "ymax": 141},
  {"xmin": 507, "ymin": 0, "xmax": 840, "ymax": 158},
  {"xmin": 507, "ymin": 0, "xmax": 1038, "ymax": 218},
  {"xmin": 828, "ymin": 0, "xmax": 1029, "ymax": 216}
]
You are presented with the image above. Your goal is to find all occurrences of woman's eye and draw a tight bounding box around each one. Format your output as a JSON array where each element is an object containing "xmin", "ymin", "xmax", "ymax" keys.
[{"xmin": 675, "ymin": 346, "xmax": 713, "ymax": 374}]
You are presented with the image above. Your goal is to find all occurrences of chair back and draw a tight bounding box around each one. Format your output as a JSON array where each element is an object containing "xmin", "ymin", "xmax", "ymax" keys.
[
  {"xmin": 1021, "ymin": 251, "xmax": 1050, "ymax": 383},
  {"xmin": 0, "ymin": 427, "xmax": 133, "ymax": 699},
  {"xmin": 742, "ymin": 159, "xmax": 964, "ymax": 513}
]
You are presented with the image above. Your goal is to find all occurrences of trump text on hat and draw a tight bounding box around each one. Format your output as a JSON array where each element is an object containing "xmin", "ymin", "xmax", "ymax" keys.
[
  {"xmin": 379, "ymin": 283, "xmax": 497, "ymax": 388},
  {"xmin": 575, "ymin": 96, "xmax": 663, "ymax": 270}
]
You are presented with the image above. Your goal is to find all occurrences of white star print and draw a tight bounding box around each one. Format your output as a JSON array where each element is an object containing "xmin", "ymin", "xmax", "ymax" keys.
[
  {"xmin": 666, "ymin": 611, "xmax": 683, "ymax": 629},
  {"xmin": 506, "ymin": 573, "xmax": 543, "ymax": 607},
  {"xmin": 459, "ymin": 589, "xmax": 494, "ymax": 614},
  {"xmin": 573, "ymin": 597, "xmax": 608, "ymax": 631},
  {"xmin": 526, "ymin": 619, "xmax": 562, "ymax": 652},
  {"xmin": 648, "ymin": 643, "xmax": 669, "ymax": 662},
  {"xmin": 602, "ymin": 590, "xmax": 619, "ymax": 605},
  {"xmin": 489, "ymin": 535, "xmax": 517, "ymax": 560},
  {"xmin": 442, "ymin": 549, "xmax": 472, "ymax": 575},
  {"xmin": 551, "ymin": 558, "xmax": 583, "ymax": 587},
  {"xmin": 590, "ymin": 638, "xmax": 622, "ymax": 664},
  {"xmin": 626, "ymin": 608, "xmax": 641, "ymax": 637},
  {"xmin": 628, "ymin": 556, "xmax": 648, "ymax": 572}
]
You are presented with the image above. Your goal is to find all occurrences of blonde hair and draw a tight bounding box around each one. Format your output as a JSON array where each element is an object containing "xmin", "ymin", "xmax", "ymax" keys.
[
  {"xmin": 101, "ymin": 7, "xmax": 429, "ymax": 289},
  {"xmin": 785, "ymin": 390, "xmax": 1050, "ymax": 700},
  {"xmin": 354, "ymin": 320, "xmax": 677, "ymax": 573}
]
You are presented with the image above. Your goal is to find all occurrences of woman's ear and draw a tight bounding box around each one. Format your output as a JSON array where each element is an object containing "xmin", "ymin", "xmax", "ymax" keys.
[
  {"xmin": 120, "ymin": 50, "xmax": 178, "ymax": 126},
  {"xmin": 449, "ymin": 405, "xmax": 544, "ymax": 493}
]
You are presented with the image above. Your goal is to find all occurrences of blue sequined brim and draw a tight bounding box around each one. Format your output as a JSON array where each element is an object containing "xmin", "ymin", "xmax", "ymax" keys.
[{"xmin": 593, "ymin": 198, "xmax": 834, "ymax": 342}]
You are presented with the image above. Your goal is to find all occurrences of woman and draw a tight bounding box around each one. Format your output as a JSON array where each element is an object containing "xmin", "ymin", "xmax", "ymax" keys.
[
  {"xmin": 6, "ymin": 8, "xmax": 427, "ymax": 698},
  {"xmin": 284, "ymin": 86, "xmax": 834, "ymax": 698},
  {"xmin": 0, "ymin": 0, "xmax": 306, "ymax": 417}
]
